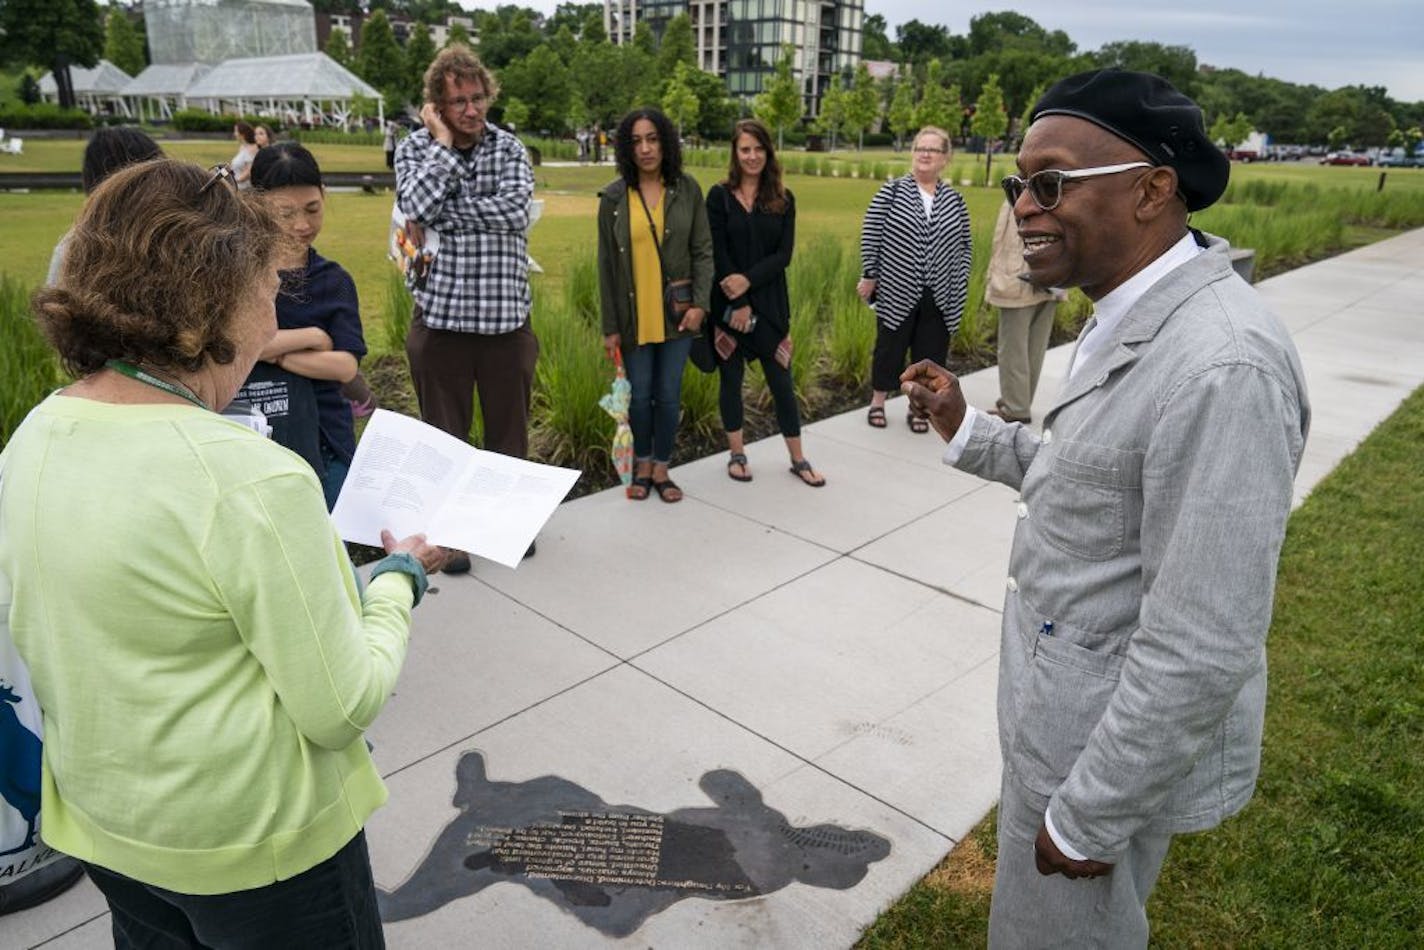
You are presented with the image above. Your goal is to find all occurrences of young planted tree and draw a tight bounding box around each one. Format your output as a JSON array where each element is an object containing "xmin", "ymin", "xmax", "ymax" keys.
[
  {"xmin": 887, "ymin": 73, "xmax": 916, "ymax": 151},
  {"xmin": 1209, "ymin": 111, "xmax": 1253, "ymax": 151},
  {"xmin": 753, "ymin": 44, "xmax": 804, "ymax": 151},
  {"xmin": 971, "ymin": 72, "xmax": 1008, "ymax": 185},
  {"xmin": 913, "ymin": 60, "xmax": 953, "ymax": 133},
  {"xmin": 815, "ymin": 75, "xmax": 847, "ymax": 151},
  {"xmin": 1019, "ymin": 82, "xmax": 1045, "ymax": 145},
  {"xmin": 845, "ymin": 61, "xmax": 880, "ymax": 151},
  {"xmin": 103, "ymin": 8, "xmax": 146, "ymax": 77},
  {"xmin": 502, "ymin": 98, "xmax": 530, "ymax": 133}
]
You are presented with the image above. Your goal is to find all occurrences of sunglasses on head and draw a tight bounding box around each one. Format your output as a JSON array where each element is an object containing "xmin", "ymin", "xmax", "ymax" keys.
[
  {"xmin": 198, "ymin": 163, "xmax": 237, "ymax": 196},
  {"xmin": 1000, "ymin": 162, "xmax": 1152, "ymax": 211}
]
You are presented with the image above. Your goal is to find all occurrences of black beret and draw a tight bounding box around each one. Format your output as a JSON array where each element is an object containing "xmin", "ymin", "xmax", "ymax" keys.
[{"xmin": 1031, "ymin": 68, "xmax": 1229, "ymax": 212}]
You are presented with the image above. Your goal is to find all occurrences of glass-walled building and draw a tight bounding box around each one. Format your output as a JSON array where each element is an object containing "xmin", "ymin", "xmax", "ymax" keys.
[{"xmin": 604, "ymin": 0, "xmax": 864, "ymax": 116}]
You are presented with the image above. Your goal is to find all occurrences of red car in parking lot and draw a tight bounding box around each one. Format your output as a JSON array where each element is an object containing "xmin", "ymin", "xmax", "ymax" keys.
[{"xmin": 1322, "ymin": 151, "xmax": 1372, "ymax": 166}]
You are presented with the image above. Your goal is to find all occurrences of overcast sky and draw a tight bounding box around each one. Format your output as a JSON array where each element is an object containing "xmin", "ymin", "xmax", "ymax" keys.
[
  {"xmin": 870, "ymin": 1, "xmax": 1424, "ymax": 102},
  {"xmin": 509, "ymin": 1, "xmax": 1423, "ymax": 102}
]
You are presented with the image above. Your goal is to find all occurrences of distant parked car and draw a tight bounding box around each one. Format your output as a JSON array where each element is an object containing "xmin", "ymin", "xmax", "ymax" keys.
[
  {"xmin": 1322, "ymin": 151, "xmax": 1372, "ymax": 166},
  {"xmin": 1377, "ymin": 148, "xmax": 1422, "ymax": 168},
  {"xmin": 1225, "ymin": 148, "xmax": 1259, "ymax": 162}
]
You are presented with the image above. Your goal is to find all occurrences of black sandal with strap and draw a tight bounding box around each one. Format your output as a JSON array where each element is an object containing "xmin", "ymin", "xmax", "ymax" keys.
[
  {"xmin": 727, "ymin": 452, "xmax": 752, "ymax": 482},
  {"xmin": 627, "ymin": 475, "xmax": 653, "ymax": 500},
  {"xmin": 789, "ymin": 458, "xmax": 826, "ymax": 487},
  {"xmin": 651, "ymin": 477, "xmax": 683, "ymax": 503}
]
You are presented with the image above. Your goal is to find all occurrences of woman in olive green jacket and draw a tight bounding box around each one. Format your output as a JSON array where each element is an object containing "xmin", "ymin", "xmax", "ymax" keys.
[{"xmin": 597, "ymin": 107, "xmax": 714, "ymax": 502}]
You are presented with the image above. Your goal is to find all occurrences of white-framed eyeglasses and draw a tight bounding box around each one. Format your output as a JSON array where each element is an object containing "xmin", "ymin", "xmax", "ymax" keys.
[{"xmin": 1001, "ymin": 162, "xmax": 1153, "ymax": 211}]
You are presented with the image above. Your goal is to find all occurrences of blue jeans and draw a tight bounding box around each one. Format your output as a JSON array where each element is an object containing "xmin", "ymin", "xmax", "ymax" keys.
[
  {"xmin": 624, "ymin": 337, "xmax": 692, "ymax": 465},
  {"xmin": 83, "ymin": 831, "xmax": 384, "ymax": 949},
  {"xmin": 320, "ymin": 443, "xmax": 350, "ymax": 512}
]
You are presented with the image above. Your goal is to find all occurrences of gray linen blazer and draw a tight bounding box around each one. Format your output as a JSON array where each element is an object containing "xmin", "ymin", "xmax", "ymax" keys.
[{"xmin": 956, "ymin": 234, "xmax": 1310, "ymax": 861}]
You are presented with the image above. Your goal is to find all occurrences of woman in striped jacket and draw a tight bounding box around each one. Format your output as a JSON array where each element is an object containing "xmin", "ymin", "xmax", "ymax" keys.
[{"xmin": 856, "ymin": 127, "xmax": 973, "ymax": 432}]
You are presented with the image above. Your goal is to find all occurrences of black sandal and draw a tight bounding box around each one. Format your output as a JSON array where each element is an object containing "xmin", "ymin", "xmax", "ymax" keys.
[
  {"xmin": 907, "ymin": 413, "xmax": 930, "ymax": 434},
  {"xmin": 789, "ymin": 459, "xmax": 825, "ymax": 487},
  {"xmin": 651, "ymin": 477, "xmax": 683, "ymax": 503},
  {"xmin": 627, "ymin": 475, "xmax": 652, "ymax": 500},
  {"xmin": 727, "ymin": 452, "xmax": 752, "ymax": 482},
  {"xmin": 867, "ymin": 406, "xmax": 888, "ymax": 428}
]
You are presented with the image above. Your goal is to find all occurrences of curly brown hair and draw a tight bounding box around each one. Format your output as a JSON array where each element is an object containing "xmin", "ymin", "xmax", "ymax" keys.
[
  {"xmin": 32, "ymin": 159, "xmax": 284, "ymax": 378},
  {"xmin": 422, "ymin": 44, "xmax": 499, "ymax": 108}
]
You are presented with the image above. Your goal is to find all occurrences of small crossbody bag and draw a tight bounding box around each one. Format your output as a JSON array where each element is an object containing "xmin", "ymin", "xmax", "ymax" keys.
[{"xmin": 636, "ymin": 188, "xmax": 693, "ymax": 320}]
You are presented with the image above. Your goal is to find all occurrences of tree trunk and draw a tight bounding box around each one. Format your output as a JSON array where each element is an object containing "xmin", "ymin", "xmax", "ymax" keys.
[
  {"xmin": 53, "ymin": 55, "xmax": 76, "ymax": 111},
  {"xmin": 984, "ymin": 146, "xmax": 993, "ymax": 188}
]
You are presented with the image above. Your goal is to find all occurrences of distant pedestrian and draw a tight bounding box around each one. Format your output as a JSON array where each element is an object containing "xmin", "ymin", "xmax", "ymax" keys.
[
  {"xmin": 383, "ymin": 120, "xmax": 396, "ymax": 169},
  {"xmin": 856, "ymin": 126, "xmax": 972, "ymax": 432}
]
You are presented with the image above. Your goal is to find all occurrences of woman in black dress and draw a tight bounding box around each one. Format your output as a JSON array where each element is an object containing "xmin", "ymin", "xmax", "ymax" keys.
[{"xmin": 706, "ymin": 119, "xmax": 824, "ymax": 486}]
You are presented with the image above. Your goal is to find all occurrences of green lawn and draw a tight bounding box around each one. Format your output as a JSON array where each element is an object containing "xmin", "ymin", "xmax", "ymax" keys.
[{"xmin": 857, "ymin": 386, "xmax": 1424, "ymax": 948}]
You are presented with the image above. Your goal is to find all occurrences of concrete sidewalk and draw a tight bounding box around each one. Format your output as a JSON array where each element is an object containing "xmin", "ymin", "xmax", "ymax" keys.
[{"xmin": 14, "ymin": 228, "xmax": 1424, "ymax": 949}]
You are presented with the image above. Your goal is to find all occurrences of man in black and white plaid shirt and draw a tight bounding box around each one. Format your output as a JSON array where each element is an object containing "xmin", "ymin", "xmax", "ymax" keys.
[{"xmin": 396, "ymin": 45, "xmax": 538, "ymax": 570}]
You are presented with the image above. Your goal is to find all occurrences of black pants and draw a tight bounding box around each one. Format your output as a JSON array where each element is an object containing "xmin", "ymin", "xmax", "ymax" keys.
[
  {"xmin": 871, "ymin": 287, "xmax": 950, "ymax": 392},
  {"xmin": 83, "ymin": 831, "xmax": 384, "ymax": 949},
  {"xmin": 718, "ymin": 321, "xmax": 800, "ymax": 437}
]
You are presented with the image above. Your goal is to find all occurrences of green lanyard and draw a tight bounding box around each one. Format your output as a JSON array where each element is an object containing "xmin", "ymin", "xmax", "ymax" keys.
[{"xmin": 104, "ymin": 359, "xmax": 208, "ymax": 410}]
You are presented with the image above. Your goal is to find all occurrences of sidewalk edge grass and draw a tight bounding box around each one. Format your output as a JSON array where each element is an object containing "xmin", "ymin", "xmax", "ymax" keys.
[{"xmin": 856, "ymin": 384, "xmax": 1424, "ymax": 948}]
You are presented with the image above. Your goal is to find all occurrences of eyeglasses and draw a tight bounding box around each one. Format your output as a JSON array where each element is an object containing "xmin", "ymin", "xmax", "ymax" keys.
[
  {"xmin": 912, "ymin": 146, "xmax": 947, "ymax": 155},
  {"xmin": 198, "ymin": 163, "xmax": 237, "ymax": 196},
  {"xmin": 445, "ymin": 94, "xmax": 489, "ymax": 112},
  {"xmin": 1000, "ymin": 162, "xmax": 1152, "ymax": 211}
]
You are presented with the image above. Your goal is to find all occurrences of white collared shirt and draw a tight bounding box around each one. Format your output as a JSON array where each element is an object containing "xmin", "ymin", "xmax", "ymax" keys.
[{"xmin": 1068, "ymin": 231, "xmax": 1203, "ymax": 379}]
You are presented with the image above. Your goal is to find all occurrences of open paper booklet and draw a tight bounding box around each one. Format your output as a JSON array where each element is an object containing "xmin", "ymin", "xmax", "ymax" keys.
[
  {"xmin": 332, "ymin": 410, "xmax": 580, "ymax": 569},
  {"xmin": 388, "ymin": 204, "xmax": 440, "ymax": 290}
]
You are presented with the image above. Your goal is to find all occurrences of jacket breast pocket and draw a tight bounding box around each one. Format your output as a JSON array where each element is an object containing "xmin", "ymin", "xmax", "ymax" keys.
[{"xmin": 1035, "ymin": 440, "xmax": 1141, "ymax": 562}]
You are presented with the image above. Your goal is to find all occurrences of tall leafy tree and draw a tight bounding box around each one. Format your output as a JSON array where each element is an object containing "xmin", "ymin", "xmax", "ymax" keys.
[
  {"xmin": 971, "ymin": 72, "xmax": 1008, "ymax": 185},
  {"xmin": 358, "ymin": 10, "xmax": 407, "ymax": 107},
  {"xmin": 103, "ymin": 8, "xmax": 146, "ymax": 77},
  {"xmin": 545, "ymin": 2, "xmax": 602, "ymax": 37},
  {"xmin": 405, "ymin": 22, "xmax": 436, "ymax": 105},
  {"xmin": 548, "ymin": 24, "xmax": 578, "ymax": 65},
  {"xmin": 861, "ymin": 13, "xmax": 895, "ymax": 62},
  {"xmin": 845, "ymin": 61, "xmax": 880, "ymax": 151},
  {"xmin": 498, "ymin": 43, "xmax": 571, "ymax": 134},
  {"xmin": 325, "ymin": 28, "xmax": 353, "ymax": 68},
  {"xmin": 753, "ymin": 44, "xmax": 803, "ymax": 150},
  {"xmin": 0, "ymin": 0, "xmax": 104, "ymax": 110},
  {"xmin": 896, "ymin": 20, "xmax": 952, "ymax": 63},
  {"xmin": 680, "ymin": 66, "xmax": 737, "ymax": 139},
  {"xmin": 662, "ymin": 61, "xmax": 699, "ymax": 136},
  {"xmin": 886, "ymin": 73, "xmax": 916, "ymax": 150},
  {"xmin": 1093, "ymin": 41, "xmax": 1198, "ymax": 96},
  {"xmin": 656, "ymin": 13, "xmax": 696, "ymax": 81},
  {"xmin": 581, "ymin": 10, "xmax": 607, "ymax": 44},
  {"xmin": 631, "ymin": 21, "xmax": 656, "ymax": 57}
]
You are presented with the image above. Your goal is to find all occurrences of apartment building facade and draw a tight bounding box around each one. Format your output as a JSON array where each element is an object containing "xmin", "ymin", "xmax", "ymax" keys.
[{"xmin": 604, "ymin": 0, "xmax": 864, "ymax": 115}]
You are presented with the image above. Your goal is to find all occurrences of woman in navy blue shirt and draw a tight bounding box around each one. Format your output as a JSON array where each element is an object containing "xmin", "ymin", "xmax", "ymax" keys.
[{"xmin": 239, "ymin": 143, "xmax": 367, "ymax": 508}]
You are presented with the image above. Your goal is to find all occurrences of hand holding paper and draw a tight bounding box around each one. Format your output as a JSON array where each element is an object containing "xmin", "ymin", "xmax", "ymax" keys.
[{"xmin": 332, "ymin": 411, "xmax": 580, "ymax": 569}]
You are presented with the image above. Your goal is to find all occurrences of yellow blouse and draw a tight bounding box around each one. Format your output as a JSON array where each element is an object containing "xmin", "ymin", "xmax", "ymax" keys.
[{"xmin": 631, "ymin": 186, "xmax": 666, "ymax": 345}]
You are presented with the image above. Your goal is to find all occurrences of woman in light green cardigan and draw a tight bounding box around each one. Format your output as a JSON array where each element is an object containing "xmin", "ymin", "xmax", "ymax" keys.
[{"xmin": 2, "ymin": 159, "xmax": 445, "ymax": 946}]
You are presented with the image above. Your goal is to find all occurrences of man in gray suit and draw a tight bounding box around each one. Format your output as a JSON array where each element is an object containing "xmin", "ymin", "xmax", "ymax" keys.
[{"xmin": 903, "ymin": 69, "xmax": 1311, "ymax": 946}]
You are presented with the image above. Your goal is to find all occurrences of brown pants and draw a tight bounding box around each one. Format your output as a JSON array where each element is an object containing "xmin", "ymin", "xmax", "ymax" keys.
[{"xmin": 405, "ymin": 312, "xmax": 538, "ymax": 459}]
